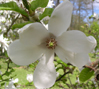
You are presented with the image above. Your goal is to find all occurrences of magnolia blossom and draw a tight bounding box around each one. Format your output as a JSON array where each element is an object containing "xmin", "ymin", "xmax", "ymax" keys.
[
  {"xmin": 91, "ymin": 78, "xmax": 97, "ymax": 87},
  {"xmin": 26, "ymin": 74, "xmax": 33, "ymax": 82},
  {"xmin": 5, "ymin": 79, "xmax": 17, "ymax": 89},
  {"xmin": 0, "ymin": 12, "xmax": 12, "ymax": 33},
  {"xmin": 8, "ymin": 0, "xmax": 97, "ymax": 88},
  {"xmin": 75, "ymin": 77, "xmax": 80, "ymax": 83},
  {"xmin": 56, "ymin": 72, "xmax": 59, "ymax": 77},
  {"xmin": 47, "ymin": 0, "xmax": 55, "ymax": 8},
  {"xmin": 93, "ymin": 13, "xmax": 99, "ymax": 20},
  {"xmin": 0, "ymin": 0, "xmax": 12, "ymax": 3},
  {"xmin": 0, "ymin": 34, "xmax": 9, "ymax": 53},
  {"xmin": 13, "ymin": 78, "xmax": 19, "ymax": 83}
]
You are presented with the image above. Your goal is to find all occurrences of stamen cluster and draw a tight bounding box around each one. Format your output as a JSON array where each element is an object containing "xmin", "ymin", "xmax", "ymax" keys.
[{"xmin": 46, "ymin": 38, "xmax": 57, "ymax": 49}]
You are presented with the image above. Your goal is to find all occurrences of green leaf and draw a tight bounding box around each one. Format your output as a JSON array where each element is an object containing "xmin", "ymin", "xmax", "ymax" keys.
[
  {"xmin": 0, "ymin": 75, "xmax": 2, "ymax": 80},
  {"xmin": 55, "ymin": 58, "xmax": 68, "ymax": 67},
  {"xmin": 12, "ymin": 21, "xmax": 32, "ymax": 30},
  {"xmin": 79, "ymin": 68, "xmax": 94, "ymax": 82},
  {"xmin": 0, "ymin": 65, "xmax": 1, "ymax": 69},
  {"xmin": 1, "ymin": 83, "xmax": 5, "ymax": 86},
  {"xmin": 10, "ymin": 69, "xmax": 15, "ymax": 73},
  {"xmin": 0, "ymin": 1, "xmax": 28, "ymax": 17},
  {"xmin": 39, "ymin": 8, "xmax": 54, "ymax": 20},
  {"xmin": 56, "ymin": 67, "xmax": 63, "ymax": 71},
  {"xmin": 6, "ymin": 71, "xmax": 10, "ymax": 76},
  {"xmin": 30, "ymin": 0, "xmax": 49, "ymax": 10}
]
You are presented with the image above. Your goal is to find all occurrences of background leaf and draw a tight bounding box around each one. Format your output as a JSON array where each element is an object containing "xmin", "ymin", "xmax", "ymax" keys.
[
  {"xmin": 79, "ymin": 68, "xmax": 94, "ymax": 82},
  {"xmin": 30, "ymin": 0, "xmax": 49, "ymax": 10},
  {"xmin": 39, "ymin": 8, "xmax": 54, "ymax": 20},
  {"xmin": 0, "ymin": 1, "xmax": 28, "ymax": 17},
  {"xmin": 11, "ymin": 21, "xmax": 32, "ymax": 30}
]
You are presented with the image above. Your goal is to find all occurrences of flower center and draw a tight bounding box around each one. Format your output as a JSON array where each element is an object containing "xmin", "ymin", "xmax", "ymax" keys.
[
  {"xmin": 46, "ymin": 38, "xmax": 57, "ymax": 49},
  {"xmin": 49, "ymin": 42, "xmax": 54, "ymax": 47}
]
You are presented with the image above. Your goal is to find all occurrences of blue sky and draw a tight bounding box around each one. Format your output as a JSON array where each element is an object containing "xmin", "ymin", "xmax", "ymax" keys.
[
  {"xmin": 93, "ymin": 1, "xmax": 99, "ymax": 14},
  {"xmin": 58, "ymin": 0, "xmax": 99, "ymax": 23}
]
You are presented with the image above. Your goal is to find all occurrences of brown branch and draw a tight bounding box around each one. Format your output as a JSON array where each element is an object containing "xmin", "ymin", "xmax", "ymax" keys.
[{"xmin": 84, "ymin": 59, "xmax": 99, "ymax": 72}]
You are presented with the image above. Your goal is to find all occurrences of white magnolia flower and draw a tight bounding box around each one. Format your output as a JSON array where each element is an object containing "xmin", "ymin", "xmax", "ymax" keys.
[
  {"xmin": 5, "ymin": 79, "xmax": 16, "ymax": 89},
  {"xmin": 13, "ymin": 78, "xmax": 19, "ymax": 83},
  {"xmin": 15, "ymin": 0, "xmax": 23, "ymax": 7},
  {"xmin": 47, "ymin": 0, "xmax": 55, "ymax": 8},
  {"xmin": 0, "ymin": 16, "xmax": 6, "ymax": 22},
  {"xmin": 56, "ymin": 72, "xmax": 59, "ymax": 77},
  {"xmin": 91, "ymin": 78, "xmax": 97, "ymax": 87},
  {"xmin": 93, "ymin": 13, "xmax": 99, "ymax": 20},
  {"xmin": 7, "ymin": 0, "xmax": 97, "ymax": 88},
  {"xmin": 75, "ymin": 77, "xmax": 80, "ymax": 83},
  {"xmin": 0, "ymin": 34, "xmax": 9, "ymax": 53},
  {"xmin": 26, "ymin": 74, "xmax": 33, "ymax": 82}
]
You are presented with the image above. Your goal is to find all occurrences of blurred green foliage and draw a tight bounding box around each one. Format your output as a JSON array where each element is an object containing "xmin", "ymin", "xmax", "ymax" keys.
[{"xmin": 80, "ymin": 21, "xmax": 99, "ymax": 51}]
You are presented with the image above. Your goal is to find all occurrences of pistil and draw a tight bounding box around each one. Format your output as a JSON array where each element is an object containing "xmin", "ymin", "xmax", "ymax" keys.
[{"xmin": 46, "ymin": 38, "xmax": 57, "ymax": 49}]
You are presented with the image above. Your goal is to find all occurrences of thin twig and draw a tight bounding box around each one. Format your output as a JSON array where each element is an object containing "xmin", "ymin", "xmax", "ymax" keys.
[
  {"xmin": 6, "ymin": 14, "xmax": 20, "ymax": 34},
  {"xmin": 68, "ymin": 74, "xmax": 74, "ymax": 89},
  {"xmin": 56, "ymin": 71, "xmax": 72, "ymax": 81}
]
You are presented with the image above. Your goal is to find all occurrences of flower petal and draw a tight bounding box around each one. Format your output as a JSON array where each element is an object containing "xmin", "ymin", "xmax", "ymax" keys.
[
  {"xmin": 55, "ymin": 46, "xmax": 91, "ymax": 68},
  {"xmin": 7, "ymin": 40, "xmax": 45, "ymax": 65},
  {"xmin": 87, "ymin": 36, "xmax": 97, "ymax": 52},
  {"xmin": 55, "ymin": 46, "xmax": 69, "ymax": 63},
  {"xmin": 19, "ymin": 22, "xmax": 49, "ymax": 47},
  {"xmin": 70, "ymin": 53, "xmax": 91, "ymax": 68},
  {"xmin": 48, "ymin": 0, "xmax": 73, "ymax": 37},
  {"xmin": 33, "ymin": 50, "xmax": 56, "ymax": 88},
  {"xmin": 57, "ymin": 30, "xmax": 97, "ymax": 53}
]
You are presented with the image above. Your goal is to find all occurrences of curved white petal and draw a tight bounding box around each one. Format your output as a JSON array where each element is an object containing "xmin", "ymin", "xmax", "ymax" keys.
[
  {"xmin": 33, "ymin": 50, "xmax": 56, "ymax": 88},
  {"xmin": 57, "ymin": 30, "xmax": 96, "ymax": 53},
  {"xmin": 19, "ymin": 22, "xmax": 49, "ymax": 47},
  {"xmin": 7, "ymin": 40, "xmax": 45, "ymax": 65},
  {"xmin": 55, "ymin": 46, "xmax": 91, "ymax": 68},
  {"xmin": 87, "ymin": 36, "xmax": 97, "ymax": 52},
  {"xmin": 71, "ymin": 53, "xmax": 91, "ymax": 68},
  {"xmin": 55, "ymin": 46, "xmax": 69, "ymax": 63},
  {"xmin": 48, "ymin": 0, "xmax": 73, "ymax": 37}
]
